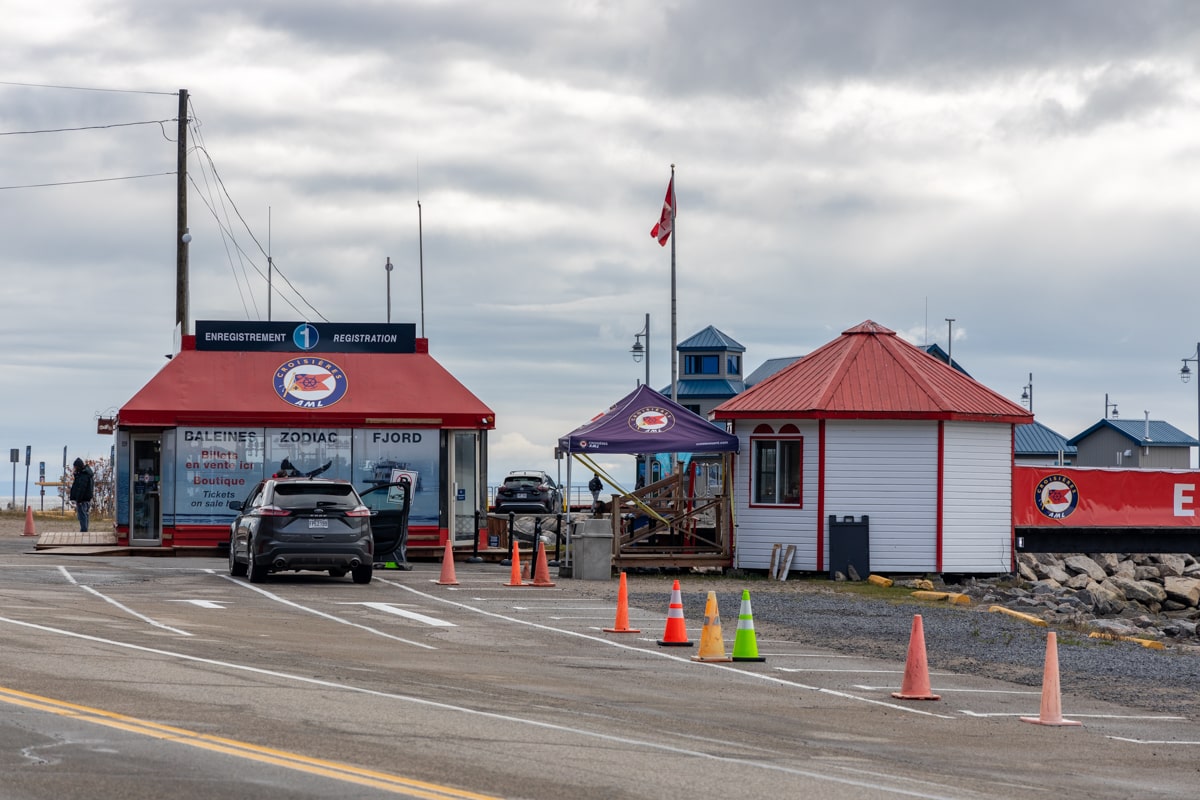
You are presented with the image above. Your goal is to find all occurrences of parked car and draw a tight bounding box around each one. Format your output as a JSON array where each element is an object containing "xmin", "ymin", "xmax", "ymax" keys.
[
  {"xmin": 228, "ymin": 477, "xmax": 374, "ymax": 583},
  {"xmin": 493, "ymin": 470, "xmax": 562, "ymax": 514}
]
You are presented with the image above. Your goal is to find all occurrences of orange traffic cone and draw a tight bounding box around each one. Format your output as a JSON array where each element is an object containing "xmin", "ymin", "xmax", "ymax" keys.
[
  {"xmin": 435, "ymin": 540, "xmax": 459, "ymax": 585},
  {"xmin": 691, "ymin": 591, "xmax": 732, "ymax": 662},
  {"xmin": 604, "ymin": 572, "xmax": 641, "ymax": 633},
  {"xmin": 504, "ymin": 540, "xmax": 526, "ymax": 587},
  {"xmin": 1021, "ymin": 631, "xmax": 1081, "ymax": 726},
  {"xmin": 530, "ymin": 540, "xmax": 556, "ymax": 587},
  {"xmin": 892, "ymin": 614, "xmax": 941, "ymax": 700},
  {"xmin": 22, "ymin": 506, "xmax": 37, "ymax": 537},
  {"xmin": 657, "ymin": 579, "xmax": 693, "ymax": 647},
  {"xmin": 731, "ymin": 589, "xmax": 765, "ymax": 661}
]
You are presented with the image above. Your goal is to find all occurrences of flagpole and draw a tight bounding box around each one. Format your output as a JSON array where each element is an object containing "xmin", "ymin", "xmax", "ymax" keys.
[{"xmin": 670, "ymin": 163, "xmax": 677, "ymax": 403}]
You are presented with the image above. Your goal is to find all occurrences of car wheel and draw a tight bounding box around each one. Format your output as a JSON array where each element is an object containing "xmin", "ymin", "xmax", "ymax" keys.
[
  {"xmin": 352, "ymin": 564, "xmax": 373, "ymax": 584},
  {"xmin": 328, "ymin": 568, "xmax": 347, "ymax": 578},
  {"xmin": 229, "ymin": 537, "xmax": 247, "ymax": 577},
  {"xmin": 248, "ymin": 542, "xmax": 269, "ymax": 583}
]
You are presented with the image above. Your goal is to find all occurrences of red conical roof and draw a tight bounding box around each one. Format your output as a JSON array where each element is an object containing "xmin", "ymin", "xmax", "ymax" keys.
[{"xmin": 712, "ymin": 321, "xmax": 1031, "ymax": 423}]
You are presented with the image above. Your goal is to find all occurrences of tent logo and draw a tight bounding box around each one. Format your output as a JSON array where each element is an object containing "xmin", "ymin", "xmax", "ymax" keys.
[
  {"xmin": 1034, "ymin": 473, "xmax": 1078, "ymax": 519},
  {"xmin": 273, "ymin": 358, "xmax": 348, "ymax": 409},
  {"xmin": 629, "ymin": 406, "xmax": 674, "ymax": 434}
]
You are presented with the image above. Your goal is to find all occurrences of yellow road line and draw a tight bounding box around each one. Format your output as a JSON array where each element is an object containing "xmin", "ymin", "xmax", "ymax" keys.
[{"xmin": 0, "ymin": 685, "xmax": 499, "ymax": 800}]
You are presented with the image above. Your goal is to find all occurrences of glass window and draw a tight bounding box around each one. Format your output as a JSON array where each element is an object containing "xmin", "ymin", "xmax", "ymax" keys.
[
  {"xmin": 685, "ymin": 355, "xmax": 719, "ymax": 375},
  {"xmin": 752, "ymin": 437, "xmax": 802, "ymax": 506},
  {"xmin": 727, "ymin": 355, "xmax": 740, "ymax": 375}
]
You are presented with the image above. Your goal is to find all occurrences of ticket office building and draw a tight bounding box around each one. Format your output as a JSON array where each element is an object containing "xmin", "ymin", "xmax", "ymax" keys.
[{"xmin": 115, "ymin": 321, "xmax": 495, "ymax": 551}]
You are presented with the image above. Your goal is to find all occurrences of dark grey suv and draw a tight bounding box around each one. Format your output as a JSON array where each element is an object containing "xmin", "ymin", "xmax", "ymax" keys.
[{"xmin": 228, "ymin": 478, "xmax": 374, "ymax": 583}]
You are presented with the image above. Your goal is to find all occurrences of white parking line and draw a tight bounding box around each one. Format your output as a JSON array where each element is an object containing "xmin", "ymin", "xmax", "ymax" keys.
[
  {"xmin": 215, "ymin": 572, "xmax": 436, "ymax": 649},
  {"xmin": 57, "ymin": 566, "xmax": 193, "ymax": 637},
  {"xmin": 341, "ymin": 602, "xmax": 455, "ymax": 627},
  {"xmin": 960, "ymin": 711, "xmax": 1185, "ymax": 720},
  {"xmin": 854, "ymin": 685, "xmax": 1037, "ymax": 693}
]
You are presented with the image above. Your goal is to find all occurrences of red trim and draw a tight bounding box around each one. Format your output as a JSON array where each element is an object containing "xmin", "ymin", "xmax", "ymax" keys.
[
  {"xmin": 119, "ymin": 348, "xmax": 494, "ymax": 429},
  {"xmin": 1010, "ymin": 427, "xmax": 1017, "ymax": 572},
  {"xmin": 714, "ymin": 410, "xmax": 1029, "ymax": 424},
  {"xmin": 936, "ymin": 421, "xmax": 944, "ymax": 572},
  {"xmin": 817, "ymin": 419, "xmax": 825, "ymax": 572},
  {"xmin": 747, "ymin": 434, "xmax": 804, "ymax": 509}
]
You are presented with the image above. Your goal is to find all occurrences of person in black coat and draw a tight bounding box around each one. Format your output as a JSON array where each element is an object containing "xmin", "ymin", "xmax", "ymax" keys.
[{"xmin": 69, "ymin": 458, "xmax": 95, "ymax": 532}]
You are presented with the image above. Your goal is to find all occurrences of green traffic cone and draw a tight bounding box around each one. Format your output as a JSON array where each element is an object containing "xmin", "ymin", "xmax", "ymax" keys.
[{"xmin": 731, "ymin": 589, "xmax": 766, "ymax": 662}]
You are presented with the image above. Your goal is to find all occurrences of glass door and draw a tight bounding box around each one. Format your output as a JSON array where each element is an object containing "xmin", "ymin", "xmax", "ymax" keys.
[
  {"xmin": 452, "ymin": 432, "xmax": 479, "ymax": 545},
  {"xmin": 130, "ymin": 436, "xmax": 162, "ymax": 546}
]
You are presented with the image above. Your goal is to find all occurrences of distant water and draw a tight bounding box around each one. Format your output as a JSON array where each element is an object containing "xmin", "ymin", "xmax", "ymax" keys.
[{"xmin": 3, "ymin": 491, "xmax": 63, "ymax": 511}]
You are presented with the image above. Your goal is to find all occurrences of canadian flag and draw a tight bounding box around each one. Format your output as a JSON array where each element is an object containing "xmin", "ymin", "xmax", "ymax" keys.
[{"xmin": 650, "ymin": 177, "xmax": 674, "ymax": 246}]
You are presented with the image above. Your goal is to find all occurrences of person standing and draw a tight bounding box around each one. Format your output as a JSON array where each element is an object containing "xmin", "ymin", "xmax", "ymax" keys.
[
  {"xmin": 588, "ymin": 472, "xmax": 603, "ymax": 511},
  {"xmin": 69, "ymin": 458, "xmax": 95, "ymax": 532}
]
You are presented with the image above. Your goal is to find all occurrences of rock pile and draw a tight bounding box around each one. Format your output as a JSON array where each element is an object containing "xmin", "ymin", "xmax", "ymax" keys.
[{"xmin": 950, "ymin": 552, "xmax": 1200, "ymax": 642}]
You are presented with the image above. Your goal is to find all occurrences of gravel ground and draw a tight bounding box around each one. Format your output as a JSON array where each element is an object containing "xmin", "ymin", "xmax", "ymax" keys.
[
  {"xmin": 6, "ymin": 511, "xmax": 1199, "ymax": 718},
  {"xmin": 602, "ymin": 571, "xmax": 1200, "ymax": 719}
]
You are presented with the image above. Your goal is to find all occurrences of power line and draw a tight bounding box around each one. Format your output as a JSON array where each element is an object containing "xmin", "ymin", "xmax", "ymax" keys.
[
  {"xmin": 0, "ymin": 80, "xmax": 176, "ymax": 96},
  {"xmin": 0, "ymin": 119, "xmax": 175, "ymax": 136},
  {"xmin": 0, "ymin": 172, "xmax": 174, "ymax": 190}
]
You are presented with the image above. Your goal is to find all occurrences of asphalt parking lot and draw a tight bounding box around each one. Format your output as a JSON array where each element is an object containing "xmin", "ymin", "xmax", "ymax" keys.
[{"xmin": 2, "ymin": 529, "xmax": 1200, "ymax": 799}]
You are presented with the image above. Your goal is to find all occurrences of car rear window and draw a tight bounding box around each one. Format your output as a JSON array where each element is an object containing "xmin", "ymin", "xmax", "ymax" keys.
[
  {"xmin": 504, "ymin": 477, "xmax": 542, "ymax": 488},
  {"xmin": 272, "ymin": 483, "xmax": 360, "ymax": 510}
]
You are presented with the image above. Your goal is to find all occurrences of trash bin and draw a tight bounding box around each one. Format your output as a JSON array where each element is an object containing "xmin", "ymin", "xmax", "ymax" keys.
[
  {"xmin": 572, "ymin": 518, "xmax": 613, "ymax": 581},
  {"xmin": 828, "ymin": 514, "xmax": 869, "ymax": 580}
]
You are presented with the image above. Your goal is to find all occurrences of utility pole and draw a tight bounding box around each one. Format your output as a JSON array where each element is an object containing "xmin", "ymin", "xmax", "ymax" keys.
[
  {"xmin": 945, "ymin": 318, "xmax": 955, "ymax": 368},
  {"xmin": 175, "ymin": 88, "xmax": 190, "ymax": 335},
  {"xmin": 418, "ymin": 200, "xmax": 425, "ymax": 338}
]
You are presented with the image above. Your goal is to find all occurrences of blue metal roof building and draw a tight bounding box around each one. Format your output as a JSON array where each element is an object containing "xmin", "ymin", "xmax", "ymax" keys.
[
  {"xmin": 1015, "ymin": 421, "xmax": 1076, "ymax": 465},
  {"xmin": 1067, "ymin": 418, "xmax": 1198, "ymax": 468}
]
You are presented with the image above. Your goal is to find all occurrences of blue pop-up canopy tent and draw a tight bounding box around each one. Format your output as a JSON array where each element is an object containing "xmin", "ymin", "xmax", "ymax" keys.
[
  {"xmin": 558, "ymin": 384, "xmax": 738, "ymax": 521},
  {"xmin": 558, "ymin": 384, "xmax": 739, "ymax": 456}
]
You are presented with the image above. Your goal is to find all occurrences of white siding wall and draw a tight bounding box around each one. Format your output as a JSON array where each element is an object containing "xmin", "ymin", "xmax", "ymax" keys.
[
  {"xmin": 732, "ymin": 420, "xmax": 820, "ymax": 570},
  {"xmin": 942, "ymin": 422, "xmax": 1013, "ymax": 573},
  {"xmin": 824, "ymin": 421, "xmax": 938, "ymax": 572}
]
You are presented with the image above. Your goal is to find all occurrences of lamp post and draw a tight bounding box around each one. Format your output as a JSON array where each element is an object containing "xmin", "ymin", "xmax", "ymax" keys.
[
  {"xmin": 1020, "ymin": 373, "xmax": 1033, "ymax": 412},
  {"xmin": 385, "ymin": 256, "xmax": 393, "ymax": 323},
  {"xmin": 1180, "ymin": 343, "xmax": 1200, "ymax": 468},
  {"xmin": 1104, "ymin": 393, "xmax": 1119, "ymax": 420},
  {"xmin": 630, "ymin": 313, "xmax": 650, "ymax": 387}
]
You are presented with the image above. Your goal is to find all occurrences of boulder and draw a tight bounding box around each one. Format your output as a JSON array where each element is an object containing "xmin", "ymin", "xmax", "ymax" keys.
[
  {"xmin": 1154, "ymin": 554, "xmax": 1187, "ymax": 577},
  {"xmin": 1133, "ymin": 566, "xmax": 1163, "ymax": 583},
  {"xmin": 1063, "ymin": 555, "xmax": 1107, "ymax": 582},
  {"xmin": 1077, "ymin": 582, "xmax": 1126, "ymax": 616},
  {"xmin": 1163, "ymin": 576, "xmax": 1200, "ymax": 608},
  {"xmin": 1108, "ymin": 575, "xmax": 1168, "ymax": 606}
]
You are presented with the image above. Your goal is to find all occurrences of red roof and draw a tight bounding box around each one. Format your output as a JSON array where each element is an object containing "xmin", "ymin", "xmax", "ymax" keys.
[
  {"xmin": 712, "ymin": 320, "xmax": 1032, "ymax": 423},
  {"xmin": 119, "ymin": 338, "xmax": 494, "ymax": 428}
]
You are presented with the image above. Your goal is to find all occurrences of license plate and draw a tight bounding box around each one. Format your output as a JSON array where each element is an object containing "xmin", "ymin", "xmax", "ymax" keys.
[
  {"xmin": 516, "ymin": 492, "xmax": 528, "ymax": 499},
  {"xmin": 308, "ymin": 518, "xmax": 329, "ymax": 529}
]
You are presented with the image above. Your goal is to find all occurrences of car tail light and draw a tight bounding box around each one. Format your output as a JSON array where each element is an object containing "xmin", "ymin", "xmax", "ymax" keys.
[
  {"xmin": 345, "ymin": 505, "xmax": 371, "ymax": 518},
  {"xmin": 257, "ymin": 505, "xmax": 291, "ymax": 517}
]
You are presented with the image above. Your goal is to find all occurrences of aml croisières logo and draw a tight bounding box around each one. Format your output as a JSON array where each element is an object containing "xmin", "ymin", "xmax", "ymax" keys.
[
  {"xmin": 273, "ymin": 358, "xmax": 348, "ymax": 409},
  {"xmin": 628, "ymin": 406, "xmax": 675, "ymax": 434},
  {"xmin": 1034, "ymin": 473, "xmax": 1079, "ymax": 519}
]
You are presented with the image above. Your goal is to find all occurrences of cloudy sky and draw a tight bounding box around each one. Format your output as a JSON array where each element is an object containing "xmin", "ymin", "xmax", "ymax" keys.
[{"xmin": 5, "ymin": 0, "xmax": 1200, "ymax": 500}]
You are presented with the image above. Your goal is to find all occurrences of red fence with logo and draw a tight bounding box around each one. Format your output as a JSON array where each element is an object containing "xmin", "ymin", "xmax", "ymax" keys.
[{"xmin": 1013, "ymin": 466, "xmax": 1200, "ymax": 528}]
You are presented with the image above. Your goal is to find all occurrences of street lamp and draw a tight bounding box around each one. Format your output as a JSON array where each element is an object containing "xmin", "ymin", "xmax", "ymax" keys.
[
  {"xmin": 385, "ymin": 256, "xmax": 393, "ymax": 323},
  {"xmin": 1020, "ymin": 373, "xmax": 1033, "ymax": 412},
  {"xmin": 1104, "ymin": 393, "xmax": 1119, "ymax": 420},
  {"xmin": 1181, "ymin": 343, "xmax": 1200, "ymax": 467},
  {"xmin": 630, "ymin": 313, "xmax": 650, "ymax": 387}
]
